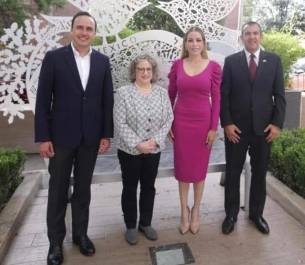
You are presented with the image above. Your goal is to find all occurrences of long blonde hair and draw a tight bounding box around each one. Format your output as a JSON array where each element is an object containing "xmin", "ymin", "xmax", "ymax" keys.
[{"xmin": 181, "ymin": 26, "xmax": 208, "ymax": 59}]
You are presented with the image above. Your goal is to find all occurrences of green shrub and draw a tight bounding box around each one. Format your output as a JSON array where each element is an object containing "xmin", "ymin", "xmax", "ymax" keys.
[
  {"xmin": 91, "ymin": 36, "xmax": 102, "ymax": 46},
  {"xmin": 262, "ymin": 31, "xmax": 305, "ymax": 87},
  {"xmin": 0, "ymin": 148, "xmax": 26, "ymax": 211},
  {"xmin": 105, "ymin": 28, "xmax": 137, "ymax": 44},
  {"xmin": 269, "ymin": 128, "xmax": 305, "ymax": 198},
  {"xmin": 118, "ymin": 28, "xmax": 136, "ymax": 39}
]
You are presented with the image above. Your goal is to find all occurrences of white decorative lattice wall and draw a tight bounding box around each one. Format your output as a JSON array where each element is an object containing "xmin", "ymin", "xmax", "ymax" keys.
[{"xmin": 0, "ymin": 0, "xmax": 241, "ymax": 123}]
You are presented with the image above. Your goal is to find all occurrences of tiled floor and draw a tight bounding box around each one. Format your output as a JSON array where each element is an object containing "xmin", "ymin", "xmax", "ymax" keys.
[{"xmin": 3, "ymin": 173, "xmax": 305, "ymax": 265}]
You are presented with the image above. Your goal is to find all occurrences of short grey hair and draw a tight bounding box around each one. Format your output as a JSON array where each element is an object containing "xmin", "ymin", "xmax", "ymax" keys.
[
  {"xmin": 129, "ymin": 54, "xmax": 159, "ymax": 83},
  {"xmin": 241, "ymin": 21, "xmax": 262, "ymax": 36}
]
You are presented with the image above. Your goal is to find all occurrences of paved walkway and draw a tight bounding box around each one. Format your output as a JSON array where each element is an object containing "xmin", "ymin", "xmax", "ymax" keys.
[{"xmin": 3, "ymin": 172, "xmax": 305, "ymax": 265}]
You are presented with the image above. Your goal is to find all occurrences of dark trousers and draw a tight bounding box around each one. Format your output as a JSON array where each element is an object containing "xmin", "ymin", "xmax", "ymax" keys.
[
  {"xmin": 224, "ymin": 133, "xmax": 271, "ymax": 219},
  {"xmin": 118, "ymin": 149, "xmax": 161, "ymax": 229},
  {"xmin": 47, "ymin": 141, "xmax": 99, "ymax": 244}
]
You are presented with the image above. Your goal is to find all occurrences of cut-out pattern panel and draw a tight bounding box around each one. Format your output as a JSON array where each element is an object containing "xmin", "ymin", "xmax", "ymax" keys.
[{"xmin": 0, "ymin": 0, "xmax": 241, "ymax": 123}]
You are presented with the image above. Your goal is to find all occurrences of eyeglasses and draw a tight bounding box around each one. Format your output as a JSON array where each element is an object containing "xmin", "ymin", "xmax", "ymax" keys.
[{"xmin": 136, "ymin": 67, "xmax": 152, "ymax": 73}]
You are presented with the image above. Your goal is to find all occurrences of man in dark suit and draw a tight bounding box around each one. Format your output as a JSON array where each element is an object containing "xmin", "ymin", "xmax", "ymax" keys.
[
  {"xmin": 35, "ymin": 11, "xmax": 113, "ymax": 265},
  {"xmin": 220, "ymin": 21, "xmax": 286, "ymax": 235}
]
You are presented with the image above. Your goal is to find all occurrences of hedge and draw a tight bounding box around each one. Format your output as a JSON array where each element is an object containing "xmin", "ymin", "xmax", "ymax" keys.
[
  {"xmin": 0, "ymin": 148, "xmax": 26, "ymax": 211},
  {"xmin": 262, "ymin": 31, "xmax": 305, "ymax": 86},
  {"xmin": 269, "ymin": 128, "xmax": 305, "ymax": 198}
]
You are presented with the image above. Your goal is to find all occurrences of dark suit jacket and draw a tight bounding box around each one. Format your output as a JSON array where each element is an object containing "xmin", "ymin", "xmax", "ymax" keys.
[
  {"xmin": 220, "ymin": 50, "xmax": 286, "ymax": 135},
  {"xmin": 35, "ymin": 45, "xmax": 114, "ymax": 147}
]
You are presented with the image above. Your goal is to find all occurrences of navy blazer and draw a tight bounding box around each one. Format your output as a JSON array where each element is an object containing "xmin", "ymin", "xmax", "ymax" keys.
[
  {"xmin": 35, "ymin": 45, "xmax": 114, "ymax": 147},
  {"xmin": 220, "ymin": 50, "xmax": 286, "ymax": 135}
]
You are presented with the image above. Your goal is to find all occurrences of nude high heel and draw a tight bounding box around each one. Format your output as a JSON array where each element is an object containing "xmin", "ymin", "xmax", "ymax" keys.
[
  {"xmin": 179, "ymin": 206, "xmax": 190, "ymax": 235},
  {"xmin": 190, "ymin": 206, "xmax": 200, "ymax": 234}
]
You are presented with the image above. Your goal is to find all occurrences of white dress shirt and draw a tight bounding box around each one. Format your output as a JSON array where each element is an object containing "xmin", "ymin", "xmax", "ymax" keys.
[
  {"xmin": 71, "ymin": 42, "xmax": 92, "ymax": 90},
  {"xmin": 244, "ymin": 48, "xmax": 260, "ymax": 67}
]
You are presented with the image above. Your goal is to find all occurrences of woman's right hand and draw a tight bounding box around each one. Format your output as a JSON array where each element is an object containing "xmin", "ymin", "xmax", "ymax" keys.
[
  {"xmin": 168, "ymin": 129, "xmax": 174, "ymax": 143},
  {"xmin": 136, "ymin": 139, "xmax": 157, "ymax": 154}
]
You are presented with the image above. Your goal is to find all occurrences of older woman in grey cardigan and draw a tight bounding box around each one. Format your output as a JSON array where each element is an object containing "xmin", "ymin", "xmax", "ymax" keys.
[{"xmin": 114, "ymin": 54, "xmax": 173, "ymax": 245}]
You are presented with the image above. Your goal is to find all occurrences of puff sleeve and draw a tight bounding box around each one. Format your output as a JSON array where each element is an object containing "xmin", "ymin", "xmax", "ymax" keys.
[
  {"xmin": 210, "ymin": 61, "xmax": 222, "ymax": 130},
  {"xmin": 168, "ymin": 59, "xmax": 180, "ymax": 107}
]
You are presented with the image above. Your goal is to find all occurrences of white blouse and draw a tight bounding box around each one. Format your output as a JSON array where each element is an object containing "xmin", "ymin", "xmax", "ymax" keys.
[{"xmin": 113, "ymin": 84, "xmax": 173, "ymax": 155}]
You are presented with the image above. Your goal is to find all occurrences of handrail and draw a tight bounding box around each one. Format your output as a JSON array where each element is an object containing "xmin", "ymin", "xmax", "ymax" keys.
[{"xmin": 90, "ymin": 162, "xmax": 226, "ymax": 184}]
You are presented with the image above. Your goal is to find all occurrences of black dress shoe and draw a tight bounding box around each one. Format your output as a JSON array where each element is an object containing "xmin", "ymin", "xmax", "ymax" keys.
[
  {"xmin": 73, "ymin": 235, "xmax": 95, "ymax": 256},
  {"xmin": 47, "ymin": 244, "xmax": 63, "ymax": 265},
  {"xmin": 249, "ymin": 216, "xmax": 270, "ymax": 234},
  {"xmin": 222, "ymin": 216, "xmax": 235, "ymax": 235}
]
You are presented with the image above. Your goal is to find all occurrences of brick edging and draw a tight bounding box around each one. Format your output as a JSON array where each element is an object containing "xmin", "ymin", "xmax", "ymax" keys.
[{"xmin": 0, "ymin": 172, "xmax": 42, "ymax": 263}]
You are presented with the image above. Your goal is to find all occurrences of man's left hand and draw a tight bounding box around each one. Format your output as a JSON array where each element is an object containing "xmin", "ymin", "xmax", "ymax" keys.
[
  {"xmin": 264, "ymin": 124, "xmax": 281, "ymax": 143},
  {"xmin": 99, "ymin": 138, "xmax": 111, "ymax": 154}
]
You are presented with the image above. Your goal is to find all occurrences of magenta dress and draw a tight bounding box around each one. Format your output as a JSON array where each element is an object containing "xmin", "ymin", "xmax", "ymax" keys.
[{"xmin": 168, "ymin": 59, "xmax": 221, "ymax": 183}]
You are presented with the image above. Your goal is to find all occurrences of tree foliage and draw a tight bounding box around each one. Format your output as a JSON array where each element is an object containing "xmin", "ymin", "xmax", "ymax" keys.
[
  {"xmin": 35, "ymin": 0, "xmax": 66, "ymax": 13},
  {"xmin": 242, "ymin": 0, "xmax": 254, "ymax": 25},
  {"xmin": 287, "ymin": 3, "xmax": 305, "ymax": 34},
  {"xmin": 252, "ymin": 0, "xmax": 305, "ymax": 34},
  {"xmin": 0, "ymin": 0, "xmax": 66, "ymax": 35},
  {"xmin": 262, "ymin": 31, "xmax": 305, "ymax": 85},
  {"xmin": 127, "ymin": 1, "xmax": 183, "ymax": 37},
  {"xmin": 0, "ymin": 0, "xmax": 27, "ymax": 33}
]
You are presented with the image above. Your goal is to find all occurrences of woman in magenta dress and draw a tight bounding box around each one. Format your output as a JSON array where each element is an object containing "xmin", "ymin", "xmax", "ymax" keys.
[{"xmin": 168, "ymin": 26, "xmax": 221, "ymax": 234}]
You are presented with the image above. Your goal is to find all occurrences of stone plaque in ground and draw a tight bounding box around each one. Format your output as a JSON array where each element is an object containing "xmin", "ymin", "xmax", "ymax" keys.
[{"xmin": 150, "ymin": 243, "xmax": 195, "ymax": 265}]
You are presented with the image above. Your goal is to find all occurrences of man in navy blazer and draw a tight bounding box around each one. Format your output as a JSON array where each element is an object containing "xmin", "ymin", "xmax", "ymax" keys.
[
  {"xmin": 220, "ymin": 21, "xmax": 286, "ymax": 235},
  {"xmin": 35, "ymin": 12, "xmax": 113, "ymax": 265}
]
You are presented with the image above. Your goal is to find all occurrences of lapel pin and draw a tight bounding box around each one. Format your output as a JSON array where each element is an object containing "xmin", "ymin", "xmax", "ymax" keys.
[{"xmin": 263, "ymin": 59, "xmax": 267, "ymax": 63}]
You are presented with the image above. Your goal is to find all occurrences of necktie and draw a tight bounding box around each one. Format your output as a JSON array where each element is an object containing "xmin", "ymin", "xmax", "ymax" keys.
[{"xmin": 249, "ymin": 54, "xmax": 257, "ymax": 81}]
